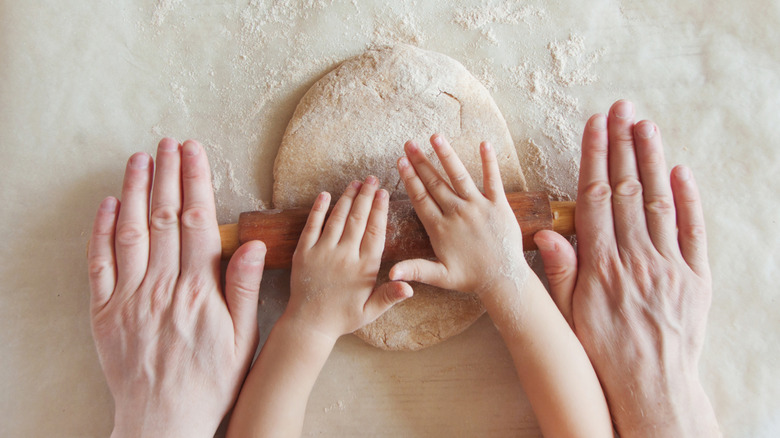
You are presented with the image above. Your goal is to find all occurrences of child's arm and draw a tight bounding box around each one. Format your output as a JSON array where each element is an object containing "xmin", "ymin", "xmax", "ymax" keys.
[
  {"xmin": 389, "ymin": 135, "xmax": 613, "ymax": 438},
  {"xmin": 226, "ymin": 177, "xmax": 412, "ymax": 438}
]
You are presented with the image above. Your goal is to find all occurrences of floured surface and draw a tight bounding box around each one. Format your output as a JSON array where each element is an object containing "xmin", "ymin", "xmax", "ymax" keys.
[
  {"xmin": 1, "ymin": 1, "xmax": 779, "ymax": 437},
  {"xmin": 274, "ymin": 44, "xmax": 524, "ymax": 350}
]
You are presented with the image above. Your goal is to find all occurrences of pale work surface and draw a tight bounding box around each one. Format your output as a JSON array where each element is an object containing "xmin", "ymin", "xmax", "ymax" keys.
[{"xmin": 1, "ymin": 1, "xmax": 778, "ymax": 437}]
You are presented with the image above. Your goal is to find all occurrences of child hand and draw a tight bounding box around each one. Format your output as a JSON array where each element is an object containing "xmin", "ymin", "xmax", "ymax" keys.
[
  {"xmin": 284, "ymin": 176, "xmax": 413, "ymax": 342},
  {"xmin": 389, "ymin": 134, "xmax": 530, "ymax": 299}
]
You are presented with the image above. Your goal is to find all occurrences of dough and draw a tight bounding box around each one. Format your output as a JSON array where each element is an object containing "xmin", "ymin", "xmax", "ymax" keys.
[{"xmin": 273, "ymin": 44, "xmax": 526, "ymax": 350}]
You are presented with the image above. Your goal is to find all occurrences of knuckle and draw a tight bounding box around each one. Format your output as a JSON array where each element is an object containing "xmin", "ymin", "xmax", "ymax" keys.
[
  {"xmin": 364, "ymin": 222, "xmax": 385, "ymax": 240},
  {"xmin": 584, "ymin": 142, "xmax": 608, "ymax": 161},
  {"xmin": 301, "ymin": 222, "xmax": 321, "ymax": 237},
  {"xmin": 88, "ymin": 256, "xmax": 113, "ymax": 278},
  {"xmin": 583, "ymin": 182, "xmax": 612, "ymax": 204},
  {"xmin": 411, "ymin": 189, "xmax": 430, "ymax": 204},
  {"xmin": 438, "ymin": 145, "xmax": 454, "ymax": 160},
  {"xmin": 614, "ymin": 178, "xmax": 643, "ymax": 198},
  {"xmin": 613, "ymin": 130, "xmax": 635, "ymax": 145},
  {"xmin": 348, "ymin": 211, "xmax": 367, "ymax": 224},
  {"xmin": 181, "ymin": 205, "xmax": 213, "ymax": 230},
  {"xmin": 115, "ymin": 222, "xmax": 147, "ymax": 246},
  {"xmin": 682, "ymin": 224, "xmax": 707, "ymax": 242},
  {"xmin": 453, "ymin": 171, "xmax": 470, "ymax": 184},
  {"xmin": 425, "ymin": 176, "xmax": 445, "ymax": 191},
  {"xmin": 182, "ymin": 161, "xmax": 205, "ymax": 181},
  {"xmin": 642, "ymin": 149, "xmax": 663, "ymax": 167},
  {"xmin": 122, "ymin": 176, "xmax": 148, "ymax": 193},
  {"xmin": 328, "ymin": 210, "xmax": 349, "ymax": 225},
  {"xmin": 150, "ymin": 205, "xmax": 180, "ymax": 231},
  {"xmin": 644, "ymin": 195, "xmax": 674, "ymax": 216}
]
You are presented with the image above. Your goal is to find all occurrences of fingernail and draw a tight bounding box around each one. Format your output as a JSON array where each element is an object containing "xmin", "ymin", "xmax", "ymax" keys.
[
  {"xmin": 613, "ymin": 100, "xmax": 634, "ymax": 119},
  {"xmin": 183, "ymin": 141, "xmax": 199, "ymax": 156},
  {"xmin": 366, "ymin": 175, "xmax": 378, "ymax": 185},
  {"xmin": 405, "ymin": 141, "xmax": 418, "ymax": 153},
  {"xmin": 350, "ymin": 180, "xmax": 362, "ymax": 190},
  {"xmin": 390, "ymin": 268, "xmax": 403, "ymax": 281},
  {"xmin": 431, "ymin": 135, "xmax": 444, "ymax": 147},
  {"xmin": 100, "ymin": 197, "xmax": 118, "ymax": 212},
  {"xmin": 398, "ymin": 157, "xmax": 410, "ymax": 169},
  {"xmin": 158, "ymin": 138, "xmax": 178, "ymax": 152},
  {"xmin": 130, "ymin": 153, "xmax": 149, "ymax": 169},
  {"xmin": 535, "ymin": 237, "xmax": 556, "ymax": 252},
  {"xmin": 677, "ymin": 166, "xmax": 691, "ymax": 181},
  {"xmin": 589, "ymin": 114, "xmax": 607, "ymax": 131},
  {"xmin": 396, "ymin": 285, "xmax": 413, "ymax": 300},
  {"xmin": 376, "ymin": 189, "xmax": 388, "ymax": 200},
  {"xmin": 636, "ymin": 122, "xmax": 655, "ymax": 139},
  {"xmin": 244, "ymin": 248, "xmax": 266, "ymax": 266},
  {"xmin": 316, "ymin": 192, "xmax": 330, "ymax": 207}
]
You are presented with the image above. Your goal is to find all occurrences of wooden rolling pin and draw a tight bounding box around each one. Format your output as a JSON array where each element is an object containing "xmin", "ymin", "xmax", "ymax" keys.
[{"xmin": 219, "ymin": 191, "xmax": 575, "ymax": 269}]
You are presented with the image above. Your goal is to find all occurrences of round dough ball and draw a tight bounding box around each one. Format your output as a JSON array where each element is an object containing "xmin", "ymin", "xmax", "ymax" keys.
[{"xmin": 273, "ymin": 44, "xmax": 526, "ymax": 350}]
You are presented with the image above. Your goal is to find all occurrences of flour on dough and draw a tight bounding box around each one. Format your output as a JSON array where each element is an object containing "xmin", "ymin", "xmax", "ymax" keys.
[{"xmin": 273, "ymin": 44, "xmax": 526, "ymax": 350}]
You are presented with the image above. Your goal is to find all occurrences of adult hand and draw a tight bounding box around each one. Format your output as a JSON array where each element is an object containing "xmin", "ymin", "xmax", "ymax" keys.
[
  {"xmin": 87, "ymin": 138, "xmax": 267, "ymax": 437},
  {"xmin": 534, "ymin": 100, "xmax": 720, "ymax": 437}
]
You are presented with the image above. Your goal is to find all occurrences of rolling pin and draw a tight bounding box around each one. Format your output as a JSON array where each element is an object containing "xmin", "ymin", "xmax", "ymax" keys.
[{"xmin": 219, "ymin": 191, "xmax": 575, "ymax": 269}]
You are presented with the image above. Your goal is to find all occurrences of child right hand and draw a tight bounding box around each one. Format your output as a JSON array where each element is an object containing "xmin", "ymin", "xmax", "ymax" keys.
[
  {"xmin": 389, "ymin": 134, "xmax": 531, "ymax": 301},
  {"xmin": 283, "ymin": 177, "xmax": 413, "ymax": 343}
]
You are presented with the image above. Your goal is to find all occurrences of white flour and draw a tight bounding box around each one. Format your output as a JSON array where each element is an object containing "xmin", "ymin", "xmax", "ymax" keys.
[{"xmin": 141, "ymin": 1, "xmax": 605, "ymax": 218}]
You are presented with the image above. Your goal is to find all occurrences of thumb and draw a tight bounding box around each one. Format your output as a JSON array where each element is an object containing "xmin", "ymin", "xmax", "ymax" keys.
[
  {"xmin": 534, "ymin": 230, "xmax": 577, "ymax": 326},
  {"xmin": 389, "ymin": 258, "xmax": 450, "ymax": 289},
  {"xmin": 224, "ymin": 240, "xmax": 267, "ymax": 348},
  {"xmin": 363, "ymin": 281, "xmax": 413, "ymax": 323}
]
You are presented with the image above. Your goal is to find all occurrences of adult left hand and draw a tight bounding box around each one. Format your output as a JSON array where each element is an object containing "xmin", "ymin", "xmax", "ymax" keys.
[{"xmin": 87, "ymin": 138, "xmax": 267, "ymax": 437}]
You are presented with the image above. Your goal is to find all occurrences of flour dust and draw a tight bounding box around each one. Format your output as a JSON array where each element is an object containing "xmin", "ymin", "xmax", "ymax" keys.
[{"xmin": 136, "ymin": 0, "xmax": 604, "ymax": 219}]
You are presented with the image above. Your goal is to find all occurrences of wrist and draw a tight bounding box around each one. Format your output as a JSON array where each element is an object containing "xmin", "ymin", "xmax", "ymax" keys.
[
  {"xmin": 111, "ymin": 404, "xmax": 217, "ymax": 438},
  {"xmin": 276, "ymin": 311, "xmax": 340, "ymax": 352},
  {"xmin": 615, "ymin": 372, "xmax": 720, "ymax": 437}
]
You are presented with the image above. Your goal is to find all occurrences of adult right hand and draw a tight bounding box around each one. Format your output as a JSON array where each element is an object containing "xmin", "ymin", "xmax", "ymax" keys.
[{"xmin": 534, "ymin": 100, "xmax": 720, "ymax": 437}]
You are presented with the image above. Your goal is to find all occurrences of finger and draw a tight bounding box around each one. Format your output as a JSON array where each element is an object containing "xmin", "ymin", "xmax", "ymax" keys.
[
  {"xmin": 362, "ymin": 281, "xmax": 413, "ymax": 324},
  {"xmin": 480, "ymin": 141, "xmax": 506, "ymax": 202},
  {"xmin": 297, "ymin": 192, "xmax": 331, "ymax": 250},
  {"xmin": 115, "ymin": 152, "xmax": 153, "ymax": 292},
  {"xmin": 389, "ymin": 258, "xmax": 450, "ymax": 290},
  {"xmin": 608, "ymin": 100, "xmax": 652, "ymax": 251},
  {"xmin": 321, "ymin": 180, "xmax": 361, "ymax": 245},
  {"xmin": 224, "ymin": 240, "xmax": 266, "ymax": 348},
  {"xmin": 360, "ymin": 189, "xmax": 389, "ymax": 258},
  {"xmin": 341, "ymin": 176, "xmax": 380, "ymax": 245},
  {"xmin": 88, "ymin": 197, "xmax": 119, "ymax": 311},
  {"xmin": 634, "ymin": 121, "xmax": 677, "ymax": 256},
  {"xmin": 397, "ymin": 154, "xmax": 442, "ymax": 227},
  {"xmin": 534, "ymin": 230, "xmax": 577, "ymax": 327},
  {"xmin": 576, "ymin": 114, "xmax": 617, "ymax": 262},
  {"xmin": 671, "ymin": 166, "xmax": 710, "ymax": 278},
  {"xmin": 180, "ymin": 140, "xmax": 221, "ymax": 277},
  {"xmin": 430, "ymin": 134, "xmax": 478, "ymax": 199},
  {"xmin": 404, "ymin": 140, "xmax": 460, "ymax": 210},
  {"xmin": 147, "ymin": 138, "xmax": 182, "ymax": 279}
]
